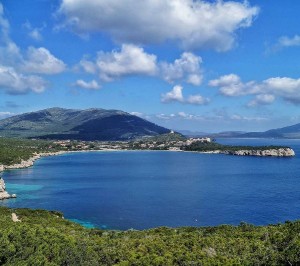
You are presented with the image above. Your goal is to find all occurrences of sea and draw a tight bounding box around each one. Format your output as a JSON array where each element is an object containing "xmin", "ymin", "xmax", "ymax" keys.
[{"xmin": 1, "ymin": 138, "xmax": 300, "ymax": 230}]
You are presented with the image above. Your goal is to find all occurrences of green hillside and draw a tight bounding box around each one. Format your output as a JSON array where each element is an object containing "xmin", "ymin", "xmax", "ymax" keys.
[{"xmin": 0, "ymin": 207, "xmax": 300, "ymax": 265}]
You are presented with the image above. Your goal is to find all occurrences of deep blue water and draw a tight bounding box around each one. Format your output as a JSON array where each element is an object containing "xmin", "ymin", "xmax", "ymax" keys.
[{"xmin": 2, "ymin": 138, "xmax": 300, "ymax": 230}]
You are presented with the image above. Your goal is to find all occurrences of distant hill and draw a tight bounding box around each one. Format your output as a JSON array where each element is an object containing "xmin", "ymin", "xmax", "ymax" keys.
[
  {"xmin": 177, "ymin": 130, "xmax": 209, "ymax": 137},
  {"xmin": 180, "ymin": 124, "xmax": 300, "ymax": 139},
  {"xmin": 241, "ymin": 123, "xmax": 300, "ymax": 139},
  {"xmin": 178, "ymin": 130, "xmax": 248, "ymax": 138},
  {"xmin": 0, "ymin": 107, "xmax": 170, "ymax": 141}
]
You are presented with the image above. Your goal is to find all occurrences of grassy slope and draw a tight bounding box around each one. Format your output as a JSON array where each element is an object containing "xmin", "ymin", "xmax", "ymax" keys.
[{"xmin": 0, "ymin": 207, "xmax": 300, "ymax": 265}]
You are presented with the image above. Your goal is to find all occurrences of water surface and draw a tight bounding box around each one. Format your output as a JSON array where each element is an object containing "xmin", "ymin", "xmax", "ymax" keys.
[{"xmin": 2, "ymin": 138, "xmax": 300, "ymax": 230}]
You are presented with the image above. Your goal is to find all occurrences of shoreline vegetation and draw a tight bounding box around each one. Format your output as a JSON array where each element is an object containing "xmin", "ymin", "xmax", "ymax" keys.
[
  {"xmin": 0, "ymin": 133, "xmax": 295, "ymax": 171},
  {"xmin": 1, "ymin": 206, "xmax": 300, "ymax": 265}
]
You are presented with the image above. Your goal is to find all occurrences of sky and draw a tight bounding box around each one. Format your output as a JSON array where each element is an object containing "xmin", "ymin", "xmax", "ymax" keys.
[{"xmin": 1, "ymin": 0, "xmax": 300, "ymax": 132}]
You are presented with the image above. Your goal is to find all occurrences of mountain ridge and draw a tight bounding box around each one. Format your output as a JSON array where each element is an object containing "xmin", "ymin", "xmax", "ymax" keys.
[{"xmin": 0, "ymin": 107, "xmax": 171, "ymax": 141}]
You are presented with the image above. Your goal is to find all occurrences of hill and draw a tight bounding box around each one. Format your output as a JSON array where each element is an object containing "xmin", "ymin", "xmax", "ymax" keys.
[
  {"xmin": 240, "ymin": 123, "xmax": 300, "ymax": 139},
  {"xmin": 0, "ymin": 107, "xmax": 170, "ymax": 141}
]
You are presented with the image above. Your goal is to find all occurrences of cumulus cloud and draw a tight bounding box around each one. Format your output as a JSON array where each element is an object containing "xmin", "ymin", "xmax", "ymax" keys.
[
  {"xmin": 186, "ymin": 94, "xmax": 209, "ymax": 105},
  {"xmin": 0, "ymin": 65, "xmax": 47, "ymax": 94},
  {"xmin": 161, "ymin": 85, "xmax": 184, "ymax": 103},
  {"xmin": 160, "ymin": 52, "xmax": 203, "ymax": 85},
  {"xmin": 78, "ymin": 46, "xmax": 203, "ymax": 86},
  {"xmin": 74, "ymin": 79, "xmax": 100, "ymax": 90},
  {"xmin": 247, "ymin": 94, "xmax": 275, "ymax": 107},
  {"xmin": 22, "ymin": 47, "xmax": 66, "ymax": 74},
  {"xmin": 96, "ymin": 44, "xmax": 157, "ymax": 81},
  {"xmin": 209, "ymin": 74, "xmax": 300, "ymax": 105},
  {"xmin": 161, "ymin": 85, "xmax": 209, "ymax": 105},
  {"xmin": 209, "ymin": 74, "xmax": 260, "ymax": 96},
  {"xmin": 58, "ymin": 0, "xmax": 258, "ymax": 51},
  {"xmin": 0, "ymin": 4, "xmax": 65, "ymax": 94}
]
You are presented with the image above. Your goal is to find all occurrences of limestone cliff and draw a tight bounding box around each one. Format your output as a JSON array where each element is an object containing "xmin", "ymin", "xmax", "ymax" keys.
[
  {"xmin": 0, "ymin": 178, "xmax": 16, "ymax": 200},
  {"xmin": 221, "ymin": 148, "xmax": 295, "ymax": 157}
]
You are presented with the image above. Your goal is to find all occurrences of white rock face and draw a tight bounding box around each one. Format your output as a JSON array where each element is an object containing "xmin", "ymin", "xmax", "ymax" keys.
[
  {"xmin": 0, "ymin": 165, "xmax": 4, "ymax": 172},
  {"xmin": 0, "ymin": 178, "xmax": 16, "ymax": 200},
  {"xmin": 221, "ymin": 148, "xmax": 295, "ymax": 157}
]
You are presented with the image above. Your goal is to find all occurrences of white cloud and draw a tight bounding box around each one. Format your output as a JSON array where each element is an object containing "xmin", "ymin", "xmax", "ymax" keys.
[
  {"xmin": 270, "ymin": 35, "xmax": 300, "ymax": 52},
  {"xmin": 161, "ymin": 85, "xmax": 209, "ymax": 105},
  {"xmin": 22, "ymin": 47, "xmax": 66, "ymax": 74},
  {"xmin": 153, "ymin": 111, "xmax": 267, "ymax": 123},
  {"xmin": 277, "ymin": 35, "xmax": 300, "ymax": 47},
  {"xmin": 186, "ymin": 94, "xmax": 209, "ymax": 105},
  {"xmin": 59, "ymin": 0, "xmax": 259, "ymax": 51},
  {"xmin": 160, "ymin": 52, "xmax": 203, "ymax": 85},
  {"xmin": 23, "ymin": 21, "xmax": 43, "ymax": 41},
  {"xmin": 210, "ymin": 74, "xmax": 300, "ymax": 105},
  {"xmin": 79, "ymin": 58, "xmax": 97, "ymax": 74},
  {"xmin": 0, "ymin": 3, "xmax": 10, "ymax": 42},
  {"xmin": 96, "ymin": 44, "xmax": 157, "ymax": 81},
  {"xmin": 75, "ymin": 79, "xmax": 100, "ymax": 90},
  {"xmin": 209, "ymin": 74, "xmax": 259, "ymax": 96},
  {"xmin": 247, "ymin": 94, "xmax": 275, "ymax": 107},
  {"xmin": 0, "ymin": 4, "xmax": 65, "ymax": 94},
  {"xmin": 0, "ymin": 65, "xmax": 47, "ymax": 94},
  {"xmin": 161, "ymin": 85, "xmax": 184, "ymax": 103},
  {"xmin": 230, "ymin": 114, "xmax": 267, "ymax": 122},
  {"xmin": 0, "ymin": 111, "xmax": 14, "ymax": 119},
  {"xmin": 130, "ymin": 112, "xmax": 144, "ymax": 118},
  {"xmin": 79, "ymin": 47, "xmax": 203, "ymax": 86},
  {"xmin": 29, "ymin": 29, "xmax": 43, "ymax": 41}
]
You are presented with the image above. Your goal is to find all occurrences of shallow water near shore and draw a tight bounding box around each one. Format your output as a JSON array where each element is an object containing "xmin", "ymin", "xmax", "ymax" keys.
[{"xmin": 2, "ymin": 138, "xmax": 300, "ymax": 230}]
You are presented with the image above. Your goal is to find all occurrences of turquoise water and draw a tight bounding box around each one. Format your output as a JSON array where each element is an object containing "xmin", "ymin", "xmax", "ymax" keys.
[{"xmin": 2, "ymin": 138, "xmax": 300, "ymax": 230}]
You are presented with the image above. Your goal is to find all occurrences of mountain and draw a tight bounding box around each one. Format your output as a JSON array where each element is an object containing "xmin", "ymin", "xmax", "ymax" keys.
[
  {"xmin": 241, "ymin": 123, "xmax": 300, "ymax": 139},
  {"xmin": 0, "ymin": 107, "xmax": 171, "ymax": 141}
]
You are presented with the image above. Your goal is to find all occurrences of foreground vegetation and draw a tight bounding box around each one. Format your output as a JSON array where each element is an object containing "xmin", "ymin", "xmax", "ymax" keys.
[{"xmin": 0, "ymin": 207, "xmax": 300, "ymax": 265}]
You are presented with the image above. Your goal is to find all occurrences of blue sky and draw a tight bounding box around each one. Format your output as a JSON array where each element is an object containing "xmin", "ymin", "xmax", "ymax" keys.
[{"xmin": 1, "ymin": 0, "xmax": 300, "ymax": 132}]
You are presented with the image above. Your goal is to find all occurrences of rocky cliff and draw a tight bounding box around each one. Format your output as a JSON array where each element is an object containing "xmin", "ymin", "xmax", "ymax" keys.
[
  {"xmin": 0, "ymin": 178, "xmax": 16, "ymax": 200},
  {"xmin": 221, "ymin": 148, "xmax": 295, "ymax": 157}
]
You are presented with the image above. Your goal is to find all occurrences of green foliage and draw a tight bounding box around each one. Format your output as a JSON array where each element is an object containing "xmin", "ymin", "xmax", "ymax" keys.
[
  {"xmin": 0, "ymin": 138, "xmax": 61, "ymax": 165},
  {"xmin": 184, "ymin": 141, "xmax": 290, "ymax": 152},
  {"xmin": 0, "ymin": 207, "xmax": 300, "ymax": 265},
  {"xmin": 139, "ymin": 132, "xmax": 186, "ymax": 143}
]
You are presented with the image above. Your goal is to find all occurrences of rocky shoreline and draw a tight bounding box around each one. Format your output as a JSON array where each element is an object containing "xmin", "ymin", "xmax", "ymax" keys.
[
  {"xmin": 0, "ymin": 178, "xmax": 16, "ymax": 200},
  {"xmin": 0, "ymin": 147, "xmax": 295, "ymax": 174},
  {"xmin": 0, "ymin": 151, "xmax": 67, "ymax": 171},
  {"xmin": 214, "ymin": 148, "xmax": 295, "ymax": 157}
]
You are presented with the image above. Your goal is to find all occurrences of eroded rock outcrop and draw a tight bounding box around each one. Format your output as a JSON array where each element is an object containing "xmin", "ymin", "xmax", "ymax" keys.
[
  {"xmin": 221, "ymin": 148, "xmax": 295, "ymax": 157},
  {"xmin": 0, "ymin": 178, "xmax": 16, "ymax": 200},
  {"xmin": 3, "ymin": 151, "xmax": 66, "ymax": 170}
]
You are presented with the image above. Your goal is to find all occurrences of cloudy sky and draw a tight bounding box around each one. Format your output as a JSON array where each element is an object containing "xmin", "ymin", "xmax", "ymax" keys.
[{"xmin": 1, "ymin": 0, "xmax": 300, "ymax": 132}]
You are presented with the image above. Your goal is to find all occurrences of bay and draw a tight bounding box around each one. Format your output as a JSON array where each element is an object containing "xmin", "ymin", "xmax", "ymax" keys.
[{"xmin": 2, "ymin": 138, "xmax": 300, "ymax": 230}]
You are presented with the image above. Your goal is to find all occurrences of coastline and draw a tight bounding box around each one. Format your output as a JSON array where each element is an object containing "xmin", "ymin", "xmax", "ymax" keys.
[{"xmin": 0, "ymin": 146, "xmax": 296, "ymax": 173}]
